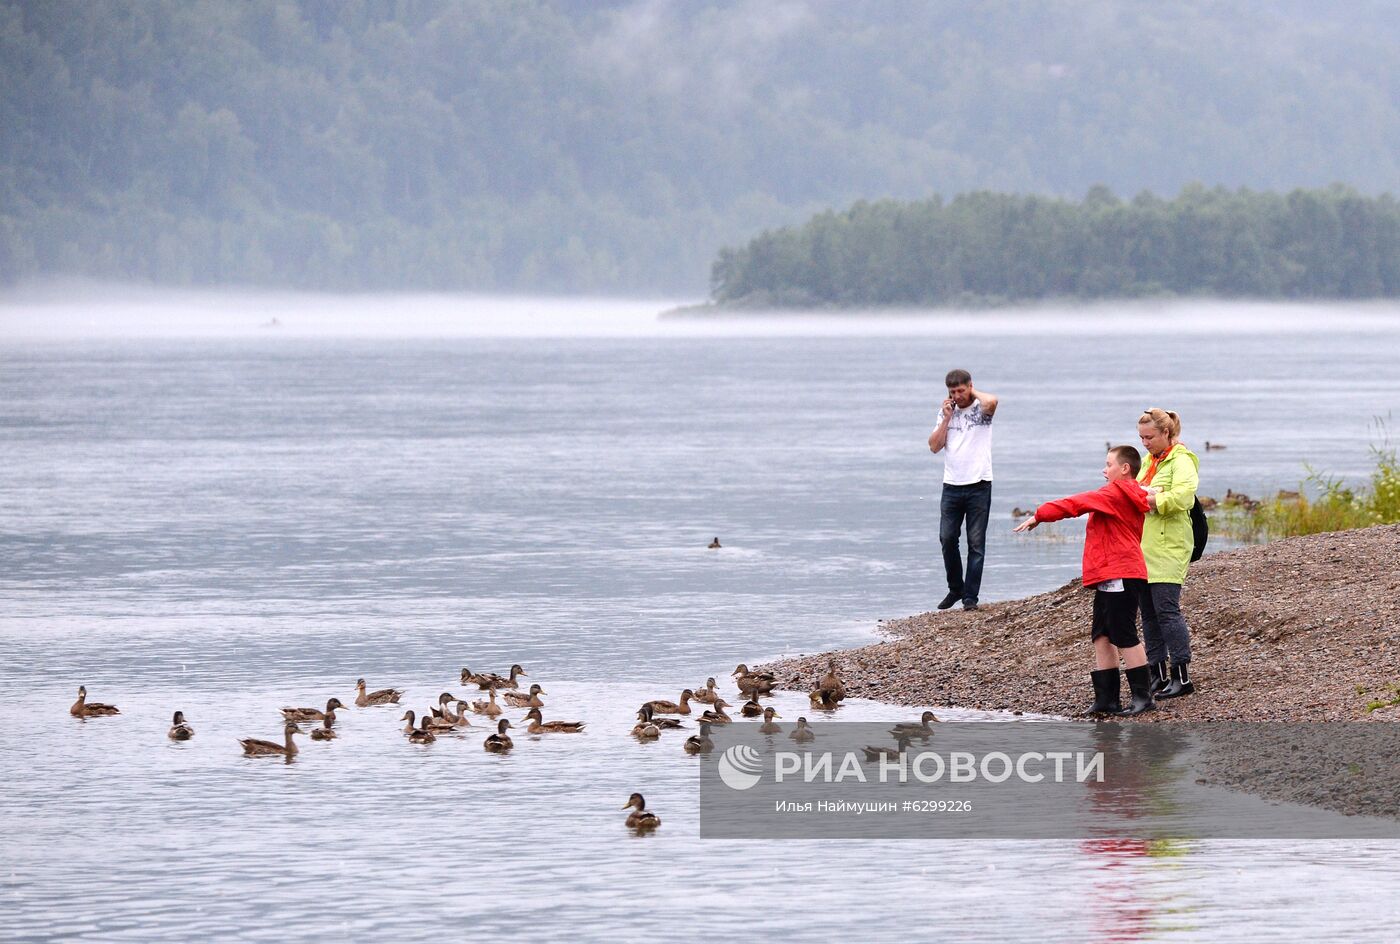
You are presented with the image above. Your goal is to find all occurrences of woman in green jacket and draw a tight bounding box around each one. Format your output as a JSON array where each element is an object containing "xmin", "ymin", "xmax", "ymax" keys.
[{"xmin": 1136, "ymin": 408, "xmax": 1199, "ymax": 698}]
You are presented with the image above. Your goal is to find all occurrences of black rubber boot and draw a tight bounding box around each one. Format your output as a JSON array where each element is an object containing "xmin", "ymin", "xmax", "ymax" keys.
[
  {"xmin": 1148, "ymin": 660, "xmax": 1169, "ymax": 696},
  {"xmin": 1115, "ymin": 665, "xmax": 1156, "ymax": 716},
  {"xmin": 1085, "ymin": 668, "xmax": 1123, "ymax": 716},
  {"xmin": 1158, "ymin": 661, "xmax": 1195, "ymax": 699}
]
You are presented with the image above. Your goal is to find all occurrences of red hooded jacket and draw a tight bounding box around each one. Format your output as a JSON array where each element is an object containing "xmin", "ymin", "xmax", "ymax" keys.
[{"xmin": 1034, "ymin": 478, "xmax": 1151, "ymax": 586}]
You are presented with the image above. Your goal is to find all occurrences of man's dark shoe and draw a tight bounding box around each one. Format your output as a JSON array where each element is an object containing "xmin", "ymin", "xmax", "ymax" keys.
[
  {"xmin": 1158, "ymin": 662, "xmax": 1195, "ymax": 698},
  {"xmin": 937, "ymin": 592, "xmax": 960, "ymax": 610},
  {"xmin": 962, "ymin": 601, "xmax": 979, "ymax": 611}
]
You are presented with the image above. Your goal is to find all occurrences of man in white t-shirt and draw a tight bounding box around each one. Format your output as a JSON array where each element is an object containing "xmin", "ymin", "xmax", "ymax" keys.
[{"xmin": 927, "ymin": 369, "xmax": 999, "ymax": 611}]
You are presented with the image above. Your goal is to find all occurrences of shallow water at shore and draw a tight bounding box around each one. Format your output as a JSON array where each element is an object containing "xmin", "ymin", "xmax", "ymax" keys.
[{"xmin": 3, "ymin": 296, "xmax": 1399, "ymax": 941}]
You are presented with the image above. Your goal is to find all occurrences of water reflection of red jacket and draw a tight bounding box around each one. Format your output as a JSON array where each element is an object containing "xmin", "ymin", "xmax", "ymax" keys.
[{"xmin": 1034, "ymin": 479, "xmax": 1150, "ymax": 586}]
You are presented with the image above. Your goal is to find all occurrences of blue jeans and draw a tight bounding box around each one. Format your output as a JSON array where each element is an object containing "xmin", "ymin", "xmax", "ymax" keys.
[{"xmin": 940, "ymin": 480, "xmax": 991, "ymax": 605}]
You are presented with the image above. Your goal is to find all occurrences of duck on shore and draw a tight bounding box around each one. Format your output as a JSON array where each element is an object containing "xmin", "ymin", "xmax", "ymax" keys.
[
  {"xmin": 622, "ymin": 793, "xmax": 661, "ymax": 831},
  {"xmin": 732, "ymin": 664, "xmax": 775, "ymax": 696},
  {"xmin": 240, "ymin": 721, "xmax": 302, "ymax": 758},
  {"xmin": 168, "ymin": 711, "xmax": 194, "ymax": 740},
  {"xmin": 70, "ymin": 686, "xmax": 119, "ymax": 718},
  {"xmin": 355, "ymin": 679, "xmax": 402, "ymax": 707}
]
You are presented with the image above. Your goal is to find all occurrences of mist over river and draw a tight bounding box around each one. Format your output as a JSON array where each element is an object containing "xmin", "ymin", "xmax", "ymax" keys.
[{"xmin": 2, "ymin": 292, "xmax": 1398, "ymax": 942}]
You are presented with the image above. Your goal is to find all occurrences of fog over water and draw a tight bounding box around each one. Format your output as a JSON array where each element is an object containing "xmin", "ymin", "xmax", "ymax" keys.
[{"xmin": 6, "ymin": 285, "xmax": 1400, "ymax": 339}]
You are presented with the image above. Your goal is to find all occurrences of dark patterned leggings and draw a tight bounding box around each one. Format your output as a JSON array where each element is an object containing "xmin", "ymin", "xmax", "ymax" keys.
[{"xmin": 1137, "ymin": 581, "xmax": 1191, "ymax": 664}]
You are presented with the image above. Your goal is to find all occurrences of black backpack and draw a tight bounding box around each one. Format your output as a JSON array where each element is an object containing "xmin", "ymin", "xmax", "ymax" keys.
[{"xmin": 1189, "ymin": 497, "xmax": 1209, "ymax": 562}]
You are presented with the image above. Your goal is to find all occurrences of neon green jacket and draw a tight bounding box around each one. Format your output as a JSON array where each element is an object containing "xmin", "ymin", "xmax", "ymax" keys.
[{"xmin": 1137, "ymin": 443, "xmax": 1199, "ymax": 584}]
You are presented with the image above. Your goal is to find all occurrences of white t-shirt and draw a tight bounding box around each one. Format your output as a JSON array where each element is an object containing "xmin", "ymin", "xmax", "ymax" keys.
[{"xmin": 940, "ymin": 399, "xmax": 994, "ymax": 485}]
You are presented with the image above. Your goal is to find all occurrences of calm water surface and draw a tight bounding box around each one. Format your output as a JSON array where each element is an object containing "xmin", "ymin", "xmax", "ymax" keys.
[{"xmin": 2, "ymin": 298, "xmax": 1398, "ymax": 941}]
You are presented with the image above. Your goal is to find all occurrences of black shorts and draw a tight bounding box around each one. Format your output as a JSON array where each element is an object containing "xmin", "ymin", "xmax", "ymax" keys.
[{"xmin": 1091, "ymin": 579, "xmax": 1145, "ymax": 648}]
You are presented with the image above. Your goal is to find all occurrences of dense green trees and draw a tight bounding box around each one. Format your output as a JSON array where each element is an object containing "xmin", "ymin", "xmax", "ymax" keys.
[
  {"xmin": 711, "ymin": 186, "xmax": 1400, "ymax": 306},
  {"xmin": 6, "ymin": 1, "xmax": 1400, "ymax": 293}
]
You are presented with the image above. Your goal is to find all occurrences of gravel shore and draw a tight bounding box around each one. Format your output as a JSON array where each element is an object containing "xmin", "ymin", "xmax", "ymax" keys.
[{"xmin": 761, "ymin": 524, "xmax": 1400, "ymax": 722}]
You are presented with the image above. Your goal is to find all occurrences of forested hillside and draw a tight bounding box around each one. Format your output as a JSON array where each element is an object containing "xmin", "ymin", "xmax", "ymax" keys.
[
  {"xmin": 5, "ymin": 1, "xmax": 1400, "ymax": 293},
  {"xmin": 710, "ymin": 186, "xmax": 1400, "ymax": 307}
]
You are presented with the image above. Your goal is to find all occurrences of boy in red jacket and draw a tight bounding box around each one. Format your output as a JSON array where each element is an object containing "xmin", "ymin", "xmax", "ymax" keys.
[{"xmin": 1014, "ymin": 445, "xmax": 1155, "ymax": 716}]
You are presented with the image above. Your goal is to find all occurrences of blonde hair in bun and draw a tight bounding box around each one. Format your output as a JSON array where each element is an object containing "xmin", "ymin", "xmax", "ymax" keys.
[{"xmin": 1138, "ymin": 407, "xmax": 1181, "ymax": 441}]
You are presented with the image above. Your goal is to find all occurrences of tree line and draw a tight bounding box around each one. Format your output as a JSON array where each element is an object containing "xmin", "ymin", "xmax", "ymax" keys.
[
  {"xmin": 709, "ymin": 186, "xmax": 1400, "ymax": 307},
  {"xmin": 7, "ymin": 1, "xmax": 1400, "ymax": 294}
]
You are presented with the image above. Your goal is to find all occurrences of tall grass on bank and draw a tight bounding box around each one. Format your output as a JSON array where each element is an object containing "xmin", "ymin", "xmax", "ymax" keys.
[{"xmin": 1230, "ymin": 444, "xmax": 1400, "ymax": 540}]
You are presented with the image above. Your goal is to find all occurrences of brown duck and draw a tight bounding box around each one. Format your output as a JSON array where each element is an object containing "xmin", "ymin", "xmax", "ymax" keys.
[
  {"xmin": 282, "ymin": 698, "xmax": 345, "ymax": 723},
  {"xmin": 240, "ymin": 721, "xmax": 303, "ymax": 757},
  {"xmin": 355, "ymin": 679, "xmax": 403, "ymax": 707},
  {"xmin": 168, "ymin": 711, "xmax": 194, "ymax": 740},
  {"xmin": 70, "ymin": 686, "xmax": 119, "ymax": 718},
  {"xmin": 523, "ymin": 707, "xmax": 585, "ymax": 733}
]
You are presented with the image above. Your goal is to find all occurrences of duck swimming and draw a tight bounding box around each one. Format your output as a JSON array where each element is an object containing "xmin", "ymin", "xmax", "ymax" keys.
[
  {"xmin": 789, "ymin": 717, "xmax": 815, "ymax": 743},
  {"xmin": 636, "ymin": 705, "xmax": 685, "ymax": 729},
  {"xmin": 757, "ymin": 706, "xmax": 783, "ymax": 734},
  {"xmin": 503, "ymin": 684, "xmax": 546, "ymax": 709},
  {"xmin": 240, "ymin": 721, "xmax": 302, "ymax": 758},
  {"xmin": 708, "ymin": 537, "xmax": 721, "ymax": 549},
  {"xmin": 70, "ymin": 686, "xmax": 119, "ymax": 718},
  {"xmin": 642, "ymin": 689, "xmax": 694, "ymax": 716},
  {"xmin": 695, "ymin": 700, "xmax": 733, "ymax": 724},
  {"xmin": 683, "ymin": 721, "xmax": 715, "ymax": 754},
  {"xmin": 631, "ymin": 709, "xmax": 661, "ymax": 740},
  {"xmin": 282, "ymin": 697, "xmax": 345, "ymax": 723},
  {"xmin": 890, "ymin": 711, "xmax": 939, "ymax": 738},
  {"xmin": 473, "ymin": 664, "xmax": 527, "ymax": 691},
  {"xmin": 739, "ymin": 693, "xmax": 765, "ymax": 718},
  {"xmin": 622, "ymin": 793, "xmax": 661, "ymax": 831},
  {"xmin": 167, "ymin": 711, "xmax": 194, "ymax": 740},
  {"xmin": 470, "ymin": 685, "xmax": 503, "ymax": 717},
  {"xmin": 483, "ymin": 718, "xmax": 514, "ymax": 752},
  {"xmin": 862, "ymin": 732, "xmax": 912, "ymax": 762},
  {"xmin": 522, "ymin": 707, "xmax": 585, "ymax": 733},
  {"xmin": 408, "ymin": 715, "xmax": 437, "ymax": 744},
  {"xmin": 310, "ymin": 717, "xmax": 337, "ymax": 741},
  {"xmin": 692, "ymin": 677, "xmax": 720, "ymax": 704},
  {"xmin": 355, "ymin": 679, "xmax": 403, "ymax": 707}
]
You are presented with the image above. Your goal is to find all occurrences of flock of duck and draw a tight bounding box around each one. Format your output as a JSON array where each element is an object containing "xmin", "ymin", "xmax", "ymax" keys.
[{"xmin": 69, "ymin": 659, "xmax": 940, "ymax": 833}]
